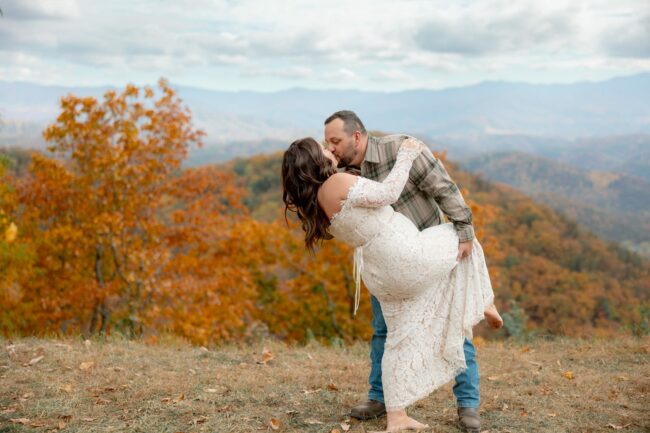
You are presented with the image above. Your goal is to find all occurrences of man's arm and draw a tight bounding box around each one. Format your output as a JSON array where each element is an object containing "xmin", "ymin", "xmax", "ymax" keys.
[{"xmin": 408, "ymin": 139, "xmax": 475, "ymax": 243}]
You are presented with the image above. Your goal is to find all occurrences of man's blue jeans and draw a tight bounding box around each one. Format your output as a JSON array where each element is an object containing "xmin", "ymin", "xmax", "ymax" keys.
[{"xmin": 368, "ymin": 295, "xmax": 480, "ymax": 408}]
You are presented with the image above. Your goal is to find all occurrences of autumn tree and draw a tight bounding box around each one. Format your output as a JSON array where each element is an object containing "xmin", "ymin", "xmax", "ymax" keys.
[{"xmin": 15, "ymin": 80, "xmax": 204, "ymax": 336}]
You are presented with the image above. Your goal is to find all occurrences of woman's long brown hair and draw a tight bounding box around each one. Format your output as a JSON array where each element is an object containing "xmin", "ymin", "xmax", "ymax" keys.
[{"xmin": 281, "ymin": 137, "xmax": 337, "ymax": 251}]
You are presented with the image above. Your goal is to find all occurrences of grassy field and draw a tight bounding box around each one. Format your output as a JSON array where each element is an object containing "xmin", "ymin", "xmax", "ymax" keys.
[{"xmin": 1, "ymin": 335, "xmax": 648, "ymax": 433}]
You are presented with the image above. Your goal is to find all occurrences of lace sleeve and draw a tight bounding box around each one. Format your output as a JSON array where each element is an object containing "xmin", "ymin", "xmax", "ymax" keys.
[{"xmin": 348, "ymin": 145, "xmax": 421, "ymax": 208}]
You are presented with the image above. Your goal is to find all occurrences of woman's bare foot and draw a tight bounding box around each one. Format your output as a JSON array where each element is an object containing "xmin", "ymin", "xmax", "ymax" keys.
[
  {"xmin": 485, "ymin": 304, "xmax": 503, "ymax": 329},
  {"xmin": 370, "ymin": 410, "xmax": 429, "ymax": 432}
]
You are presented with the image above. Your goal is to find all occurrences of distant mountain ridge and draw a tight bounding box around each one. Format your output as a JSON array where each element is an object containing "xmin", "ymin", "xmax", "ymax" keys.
[
  {"xmin": 2, "ymin": 73, "xmax": 650, "ymax": 160},
  {"xmin": 463, "ymin": 151, "xmax": 650, "ymax": 256}
]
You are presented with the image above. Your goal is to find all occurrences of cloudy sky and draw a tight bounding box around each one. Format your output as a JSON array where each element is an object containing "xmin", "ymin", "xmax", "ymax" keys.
[{"xmin": 0, "ymin": 0, "xmax": 649, "ymax": 91}]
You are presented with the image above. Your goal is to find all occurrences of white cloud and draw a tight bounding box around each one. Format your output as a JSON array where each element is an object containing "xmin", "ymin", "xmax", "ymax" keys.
[
  {"xmin": 0, "ymin": 0, "xmax": 648, "ymax": 90},
  {"xmin": 324, "ymin": 68, "xmax": 358, "ymax": 81}
]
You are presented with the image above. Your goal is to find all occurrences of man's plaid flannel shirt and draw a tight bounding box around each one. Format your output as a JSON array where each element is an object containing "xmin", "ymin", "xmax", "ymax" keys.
[{"xmin": 359, "ymin": 134, "xmax": 475, "ymax": 242}]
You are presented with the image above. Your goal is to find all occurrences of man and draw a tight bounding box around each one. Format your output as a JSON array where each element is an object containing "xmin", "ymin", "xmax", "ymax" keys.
[{"xmin": 324, "ymin": 110, "xmax": 482, "ymax": 432}]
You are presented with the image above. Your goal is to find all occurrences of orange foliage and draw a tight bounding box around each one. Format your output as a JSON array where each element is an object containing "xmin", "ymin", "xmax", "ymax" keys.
[{"xmin": 2, "ymin": 85, "xmax": 648, "ymax": 343}]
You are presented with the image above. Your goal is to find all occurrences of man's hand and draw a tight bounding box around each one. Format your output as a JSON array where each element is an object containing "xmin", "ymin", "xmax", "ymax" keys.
[{"xmin": 457, "ymin": 240, "xmax": 473, "ymax": 261}]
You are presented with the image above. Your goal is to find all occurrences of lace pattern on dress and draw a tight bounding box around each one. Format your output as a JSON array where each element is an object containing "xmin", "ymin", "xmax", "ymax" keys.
[{"xmin": 331, "ymin": 146, "xmax": 421, "ymax": 316}]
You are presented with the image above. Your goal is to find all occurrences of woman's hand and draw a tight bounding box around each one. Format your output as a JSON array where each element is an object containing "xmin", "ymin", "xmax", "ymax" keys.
[{"xmin": 401, "ymin": 137, "xmax": 425, "ymax": 152}]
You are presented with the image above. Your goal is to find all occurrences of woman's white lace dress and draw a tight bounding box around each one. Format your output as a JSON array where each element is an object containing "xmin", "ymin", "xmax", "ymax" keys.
[{"xmin": 328, "ymin": 145, "xmax": 494, "ymax": 411}]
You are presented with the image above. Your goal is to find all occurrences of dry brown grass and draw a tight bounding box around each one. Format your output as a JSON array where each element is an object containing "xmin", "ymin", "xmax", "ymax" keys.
[{"xmin": 1, "ymin": 335, "xmax": 648, "ymax": 433}]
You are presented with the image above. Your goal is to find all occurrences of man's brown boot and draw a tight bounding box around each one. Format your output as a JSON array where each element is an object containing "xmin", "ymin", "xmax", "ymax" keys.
[
  {"xmin": 458, "ymin": 407, "xmax": 480, "ymax": 432},
  {"xmin": 350, "ymin": 400, "xmax": 386, "ymax": 420}
]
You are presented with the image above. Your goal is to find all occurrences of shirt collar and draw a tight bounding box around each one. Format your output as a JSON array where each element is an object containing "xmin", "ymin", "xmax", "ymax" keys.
[{"xmin": 363, "ymin": 135, "xmax": 380, "ymax": 164}]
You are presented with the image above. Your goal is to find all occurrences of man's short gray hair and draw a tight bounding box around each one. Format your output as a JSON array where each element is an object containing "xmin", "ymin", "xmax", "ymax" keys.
[{"xmin": 324, "ymin": 110, "xmax": 367, "ymax": 136}]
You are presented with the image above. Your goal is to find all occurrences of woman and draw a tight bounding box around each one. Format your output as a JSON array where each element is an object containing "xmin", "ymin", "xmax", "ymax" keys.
[{"xmin": 282, "ymin": 137, "xmax": 502, "ymax": 432}]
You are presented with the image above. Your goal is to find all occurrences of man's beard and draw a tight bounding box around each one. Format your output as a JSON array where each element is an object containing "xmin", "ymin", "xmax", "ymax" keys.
[{"xmin": 336, "ymin": 141, "xmax": 357, "ymax": 168}]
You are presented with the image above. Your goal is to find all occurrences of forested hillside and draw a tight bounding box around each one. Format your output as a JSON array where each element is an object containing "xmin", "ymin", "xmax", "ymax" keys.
[
  {"xmin": 463, "ymin": 151, "xmax": 650, "ymax": 256},
  {"xmin": 1, "ymin": 83, "xmax": 648, "ymax": 345},
  {"xmin": 228, "ymin": 150, "xmax": 650, "ymax": 338}
]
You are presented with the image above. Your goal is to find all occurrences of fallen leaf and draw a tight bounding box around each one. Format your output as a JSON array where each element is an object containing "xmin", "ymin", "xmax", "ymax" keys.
[
  {"xmin": 303, "ymin": 388, "xmax": 320, "ymax": 395},
  {"xmin": 563, "ymin": 371, "xmax": 574, "ymax": 380},
  {"xmin": 59, "ymin": 415, "xmax": 72, "ymax": 422},
  {"xmin": 501, "ymin": 403, "xmax": 509, "ymax": 411},
  {"xmin": 10, "ymin": 418, "xmax": 30, "ymax": 425},
  {"xmin": 521, "ymin": 346, "xmax": 530, "ymax": 353},
  {"xmin": 327, "ymin": 382, "xmax": 339, "ymax": 391},
  {"xmin": 487, "ymin": 376, "xmax": 499, "ymax": 381},
  {"xmin": 216, "ymin": 404, "xmax": 232, "ymax": 412},
  {"xmin": 607, "ymin": 424, "xmax": 623, "ymax": 430},
  {"xmin": 174, "ymin": 393, "xmax": 185, "ymax": 402},
  {"xmin": 269, "ymin": 418, "xmax": 281, "ymax": 430},
  {"xmin": 79, "ymin": 361, "xmax": 94, "ymax": 370},
  {"xmin": 548, "ymin": 413, "xmax": 557, "ymax": 417},
  {"xmin": 160, "ymin": 398, "xmax": 171, "ymax": 403},
  {"xmin": 27, "ymin": 355, "xmax": 44, "ymax": 366},
  {"xmin": 30, "ymin": 420, "xmax": 47, "ymax": 427},
  {"xmin": 473, "ymin": 336, "xmax": 486, "ymax": 348},
  {"xmin": 81, "ymin": 417, "xmax": 95, "ymax": 422},
  {"xmin": 200, "ymin": 346, "xmax": 209, "ymax": 352},
  {"xmin": 204, "ymin": 388, "xmax": 218, "ymax": 393},
  {"xmin": 305, "ymin": 419, "xmax": 324, "ymax": 425},
  {"xmin": 188, "ymin": 416, "xmax": 208, "ymax": 425},
  {"xmin": 340, "ymin": 421, "xmax": 351, "ymax": 431},
  {"xmin": 60, "ymin": 384, "xmax": 73, "ymax": 392},
  {"xmin": 257, "ymin": 348, "xmax": 275, "ymax": 365}
]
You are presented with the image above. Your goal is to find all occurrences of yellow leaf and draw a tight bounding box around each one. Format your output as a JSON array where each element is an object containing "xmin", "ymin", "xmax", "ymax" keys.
[
  {"xmin": 28, "ymin": 355, "xmax": 44, "ymax": 366},
  {"xmin": 472, "ymin": 336, "xmax": 486, "ymax": 348},
  {"xmin": 269, "ymin": 418, "xmax": 281, "ymax": 430},
  {"xmin": 79, "ymin": 361, "xmax": 94, "ymax": 370},
  {"xmin": 563, "ymin": 371, "xmax": 574, "ymax": 380},
  {"xmin": 10, "ymin": 418, "xmax": 30, "ymax": 425},
  {"xmin": 60, "ymin": 384, "xmax": 73, "ymax": 393},
  {"xmin": 4, "ymin": 222, "xmax": 17, "ymax": 243},
  {"xmin": 257, "ymin": 348, "xmax": 275, "ymax": 365}
]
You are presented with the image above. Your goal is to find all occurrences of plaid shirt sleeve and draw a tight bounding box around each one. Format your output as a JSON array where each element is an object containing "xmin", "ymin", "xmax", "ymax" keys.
[{"xmin": 409, "ymin": 140, "xmax": 475, "ymax": 242}]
